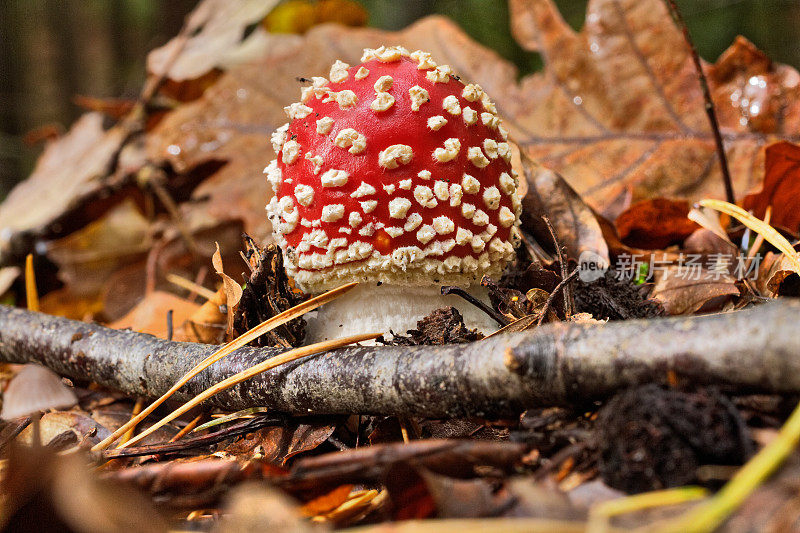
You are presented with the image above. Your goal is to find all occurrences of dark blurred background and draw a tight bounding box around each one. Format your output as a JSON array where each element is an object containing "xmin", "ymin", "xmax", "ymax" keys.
[{"xmin": 1, "ymin": 0, "xmax": 798, "ymax": 198}]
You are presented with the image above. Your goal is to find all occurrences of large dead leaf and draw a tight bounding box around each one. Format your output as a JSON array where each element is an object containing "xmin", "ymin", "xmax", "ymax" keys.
[
  {"xmin": 651, "ymin": 267, "xmax": 740, "ymax": 315},
  {"xmin": 0, "ymin": 113, "xmax": 133, "ymax": 265},
  {"xmin": 508, "ymin": 0, "xmax": 800, "ymax": 219},
  {"xmin": 146, "ymin": 0, "xmax": 281, "ymax": 81}
]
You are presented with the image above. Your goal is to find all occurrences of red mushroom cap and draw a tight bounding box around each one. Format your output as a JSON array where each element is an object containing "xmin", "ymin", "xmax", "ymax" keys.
[{"xmin": 266, "ymin": 46, "xmax": 521, "ymax": 293}]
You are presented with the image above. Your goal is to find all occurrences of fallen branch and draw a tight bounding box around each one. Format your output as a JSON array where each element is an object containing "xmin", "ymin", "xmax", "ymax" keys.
[{"xmin": 0, "ymin": 301, "xmax": 798, "ymax": 417}]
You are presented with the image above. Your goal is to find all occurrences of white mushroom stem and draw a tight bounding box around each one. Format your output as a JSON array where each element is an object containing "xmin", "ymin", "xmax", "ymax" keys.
[{"xmin": 303, "ymin": 284, "xmax": 501, "ymax": 343}]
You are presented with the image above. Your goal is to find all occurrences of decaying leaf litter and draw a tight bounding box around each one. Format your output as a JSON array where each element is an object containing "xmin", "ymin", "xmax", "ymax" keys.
[{"xmin": 1, "ymin": 0, "xmax": 800, "ymax": 531}]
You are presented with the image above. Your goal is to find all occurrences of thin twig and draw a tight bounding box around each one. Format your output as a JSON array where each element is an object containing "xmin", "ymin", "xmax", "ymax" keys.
[
  {"xmin": 166, "ymin": 273, "xmax": 218, "ymax": 302},
  {"xmin": 24, "ymin": 254, "xmax": 39, "ymax": 313},
  {"xmin": 537, "ymin": 268, "xmax": 580, "ymax": 326},
  {"xmin": 440, "ymin": 286, "xmax": 509, "ymax": 326},
  {"xmin": 542, "ymin": 216, "xmax": 573, "ymax": 317},
  {"xmin": 169, "ymin": 413, "xmax": 204, "ymax": 443},
  {"xmin": 664, "ymin": 0, "xmax": 735, "ymax": 204},
  {"xmin": 119, "ymin": 397, "xmax": 145, "ymax": 446}
]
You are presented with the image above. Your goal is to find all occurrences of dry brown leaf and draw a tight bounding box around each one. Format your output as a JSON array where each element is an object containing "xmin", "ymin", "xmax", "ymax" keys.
[
  {"xmin": 615, "ymin": 198, "xmax": 700, "ymax": 250},
  {"xmin": 108, "ymin": 290, "xmax": 200, "ymax": 338},
  {"xmin": 520, "ymin": 158, "xmax": 609, "ymax": 262},
  {"xmin": 759, "ymin": 251, "xmax": 800, "ymax": 297},
  {"xmin": 742, "ymin": 141, "xmax": 800, "ymax": 235},
  {"xmin": 651, "ymin": 267, "xmax": 740, "ymax": 315},
  {"xmin": 45, "ymin": 199, "xmax": 152, "ymax": 299},
  {"xmin": 212, "ymin": 242, "xmax": 243, "ymax": 337},
  {"xmin": 299, "ymin": 484, "xmax": 354, "ymax": 517},
  {"xmin": 0, "ymin": 113, "xmax": 131, "ymax": 265},
  {"xmin": 179, "ymin": 286, "xmax": 227, "ymax": 343},
  {"xmin": 146, "ymin": 0, "xmax": 281, "ymax": 82},
  {"xmin": 508, "ymin": 0, "xmax": 800, "ymax": 219}
]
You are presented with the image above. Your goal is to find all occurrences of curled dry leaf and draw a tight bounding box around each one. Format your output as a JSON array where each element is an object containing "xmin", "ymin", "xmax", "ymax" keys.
[
  {"xmin": 520, "ymin": 158, "xmax": 610, "ymax": 263},
  {"xmin": 212, "ymin": 242, "xmax": 244, "ymax": 337},
  {"xmin": 508, "ymin": 0, "xmax": 800, "ymax": 219},
  {"xmin": 651, "ymin": 266, "xmax": 740, "ymax": 315},
  {"xmin": 759, "ymin": 251, "xmax": 800, "ymax": 297},
  {"xmin": 180, "ymin": 286, "xmax": 227, "ymax": 344},
  {"xmin": 615, "ymin": 198, "xmax": 700, "ymax": 250},
  {"xmin": 742, "ymin": 141, "xmax": 800, "ymax": 235}
]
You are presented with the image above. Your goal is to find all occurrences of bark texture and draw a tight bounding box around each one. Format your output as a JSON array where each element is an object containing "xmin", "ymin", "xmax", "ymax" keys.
[{"xmin": 0, "ymin": 301, "xmax": 798, "ymax": 417}]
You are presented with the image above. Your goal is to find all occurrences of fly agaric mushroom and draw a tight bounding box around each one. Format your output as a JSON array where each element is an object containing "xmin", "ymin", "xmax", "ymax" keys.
[{"xmin": 266, "ymin": 46, "xmax": 521, "ymax": 341}]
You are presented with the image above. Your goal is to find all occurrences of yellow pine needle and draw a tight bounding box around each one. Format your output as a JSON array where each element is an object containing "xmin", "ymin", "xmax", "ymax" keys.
[
  {"xmin": 586, "ymin": 486, "xmax": 707, "ymax": 533},
  {"xmin": 166, "ymin": 273, "xmax": 218, "ymax": 301},
  {"xmin": 25, "ymin": 254, "xmax": 39, "ymax": 312},
  {"xmin": 168, "ymin": 413, "xmax": 204, "ymax": 443},
  {"xmin": 119, "ymin": 397, "xmax": 145, "ymax": 445},
  {"xmin": 91, "ymin": 281, "xmax": 358, "ymax": 451},
  {"xmin": 118, "ymin": 331, "xmax": 380, "ymax": 449},
  {"xmin": 698, "ymin": 199, "xmax": 800, "ymax": 273},
  {"xmin": 654, "ymin": 399, "xmax": 800, "ymax": 533}
]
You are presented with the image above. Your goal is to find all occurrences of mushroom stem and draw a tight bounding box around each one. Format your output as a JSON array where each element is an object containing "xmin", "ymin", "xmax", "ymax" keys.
[{"xmin": 303, "ymin": 284, "xmax": 501, "ymax": 342}]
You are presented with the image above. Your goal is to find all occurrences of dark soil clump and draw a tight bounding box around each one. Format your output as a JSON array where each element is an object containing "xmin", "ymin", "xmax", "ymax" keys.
[
  {"xmin": 573, "ymin": 271, "xmax": 664, "ymax": 320},
  {"xmin": 380, "ymin": 307, "xmax": 484, "ymax": 346},
  {"xmin": 597, "ymin": 384, "xmax": 751, "ymax": 493}
]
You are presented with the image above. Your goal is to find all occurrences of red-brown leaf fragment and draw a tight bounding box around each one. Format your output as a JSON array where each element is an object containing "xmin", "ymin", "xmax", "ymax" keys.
[
  {"xmin": 742, "ymin": 141, "xmax": 800, "ymax": 235},
  {"xmin": 615, "ymin": 198, "xmax": 700, "ymax": 250}
]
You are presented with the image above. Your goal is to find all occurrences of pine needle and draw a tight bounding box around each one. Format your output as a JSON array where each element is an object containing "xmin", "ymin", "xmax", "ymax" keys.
[
  {"xmin": 698, "ymin": 199, "xmax": 800, "ymax": 273},
  {"xmin": 654, "ymin": 399, "xmax": 800, "ymax": 533},
  {"xmin": 119, "ymin": 397, "xmax": 145, "ymax": 445},
  {"xmin": 91, "ymin": 281, "xmax": 358, "ymax": 451},
  {"xmin": 166, "ymin": 273, "xmax": 218, "ymax": 301},
  {"xmin": 117, "ymin": 331, "xmax": 380, "ymax": 449},
  {"xmin": 192, "ymin": 407, "xmax": 269, "ymax": 433},
  {"xmin": 24, "ymin": 254, "xmax": 39, "ymax": 312},
  {"xmin": 587, "ymin": 486, "xmax": 707, "ymax": 533}
]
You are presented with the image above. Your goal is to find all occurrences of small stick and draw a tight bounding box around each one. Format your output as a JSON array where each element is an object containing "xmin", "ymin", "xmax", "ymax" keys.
[
  {"xmin": 119, "ymin": 331, "xmax": 380, "ymax": 449},
  {"xmin": 91, "ymin": 282, "xmax": 358, "ymax": 451},
  {"xmin": 440, "ymin": 286, "xmax": 509, "ymax": 326},
  {"xmin": 542, "ymin": 216, "xmax": 573, "ymax": 317},
  {"xmin": 664, "ymin": 0, "xmax": 735, "ymax": 204},
  {"xmin": 537, "ymin": 268, "xmax": 580, "ymax": 326},
  {"xmin": 102, "ymin": 415, "xmax": 285, "ymax": 459}
]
